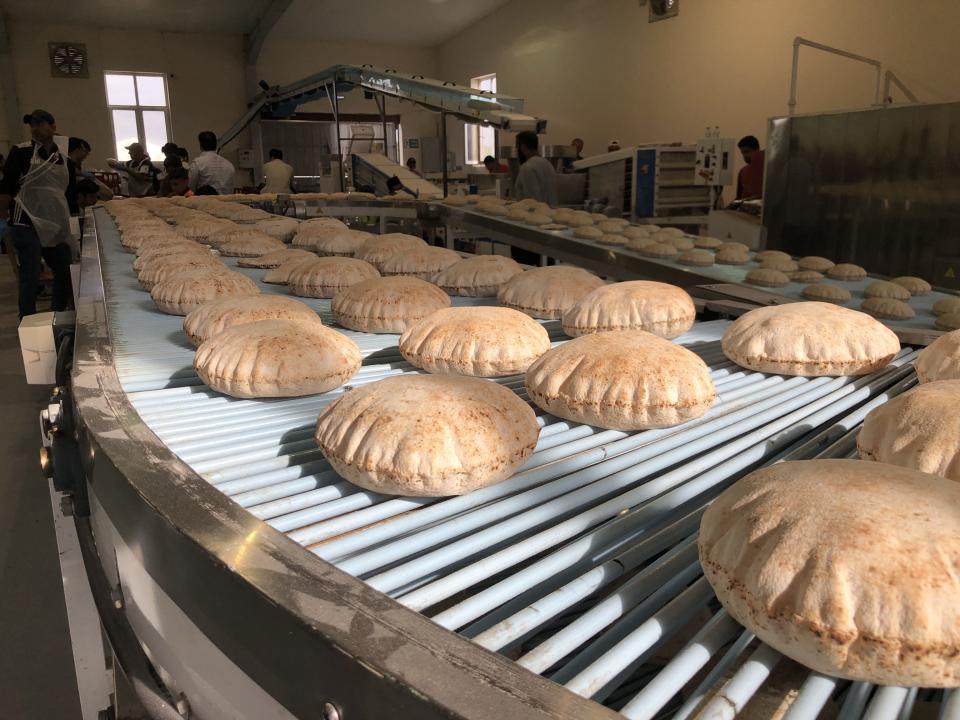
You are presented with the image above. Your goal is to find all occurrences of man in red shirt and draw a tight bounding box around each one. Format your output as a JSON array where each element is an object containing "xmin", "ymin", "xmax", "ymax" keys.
[
  {"xmin": 736, "ymin": 135, "xmax": 765, "ymax": 199},
  {"xmin": 483, "ymin": 155, "xmax": 508, "ymax": 174}
]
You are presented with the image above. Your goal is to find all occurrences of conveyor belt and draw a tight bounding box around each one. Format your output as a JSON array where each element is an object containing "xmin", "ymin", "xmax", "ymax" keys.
[{"xmin": 93, "ymin": 208, "xmax": 954, "ymax": 719}]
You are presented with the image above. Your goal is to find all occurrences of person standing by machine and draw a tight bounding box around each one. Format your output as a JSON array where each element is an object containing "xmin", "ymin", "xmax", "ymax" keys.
[
  {"xmin": 0, "ymin": 110, "xmax": 75, "ymax": 318},
  {"xmin": 513, "ymin": 132, "xmax": 558, "ymax": 206},
  {"xmin": 260, "ymin": 148, "xmax": 294, "ymax": 194},
  {"xmin": 483, "ymin": 155, "xmax": 508, "ymax": 174},
  {"xmin": 108, "ymin": 142, "xmax": 158, "ymax": 197},
  {"xmin": 67, "ymin": 137, "xmax": 113, "ymax": 210},
  {"xmin": 735, "ymin": 135, "xmax": 765, "ymax": 200},
  {"xmin": 189, "ymin": 131, "xmax": 236, "ymax": 196},
  {"xmin": 563, "ymin": 138, "xmax": 584, "ymax": 171}
]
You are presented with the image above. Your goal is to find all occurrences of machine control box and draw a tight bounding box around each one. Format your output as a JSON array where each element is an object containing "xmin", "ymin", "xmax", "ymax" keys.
[{"xmin": 695, "ymin": 134, "xmax": 734, "ymax": 186}]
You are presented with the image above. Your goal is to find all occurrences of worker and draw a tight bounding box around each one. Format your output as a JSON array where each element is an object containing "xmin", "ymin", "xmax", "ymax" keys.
[
  {"xmin": 0, "ymin": 109, "xmax": 75, "ymax": 318},
  {"xmin": 735, "ymin": 135, "xmax": 765, "ymax": 200},
  {"xmin": 75, "ymin": 178, "xmax": 100, "ymax": 235},
  {"xmin": 607, "ymin": 140, "xmax": 621, "ymax": 152},
  {"xmin": 513, "ymin": 132, "xmax": 558, "ymax": 207},
  {"xmin": 483, "ymin": 155, "xmax": 508, "ymax": 174},
  {"xmin": 406, "ymin": 157, "xmax": 419, "ymax": 176},
  {"xmin": 165, "ymin": 167, "xmax": 193, "ymax": 197},
  {"xmin": 108, "ymin": 142, "xmax": 158, "ymax": 197},
  {"xmin": 161, "ymin": 142, "xmax": 182, "ymax": 167},
  {"xmin": 177, "ymin": 146, "xmax": 189, "ymax": 164},
  {"xmin": 261, "ymin": 148, "xmax": 294, "ymax": 194},
  {"xmin": 189, "ymin": 131, "xmax": 235, "ymax": 195},
  {"xmin": 67, "ymin": 137, "xmax": 113, "ymax": 207},
  {"xmin": 563, "ymin": 138, "xmax": 584, "ymax": 171}
]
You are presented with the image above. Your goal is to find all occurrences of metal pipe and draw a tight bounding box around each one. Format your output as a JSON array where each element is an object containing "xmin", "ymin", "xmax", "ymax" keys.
[
  {"xmin": 326, "ymin": 80, "xmax": 345, "ymax": 192},
  {"xmin": 695, "ymin": 644, "xmax": 782, "ymax": 720},
  {"xmin": 789, "ymin": 36, "xmax": 883, "ymax": 113},
  {"xmin": 883, "ymin": 70, "xmax": 919, "ymax": 105},
  {"xmin": 440, "ymin": 110, "xmax": 449, "ymax": 197}
]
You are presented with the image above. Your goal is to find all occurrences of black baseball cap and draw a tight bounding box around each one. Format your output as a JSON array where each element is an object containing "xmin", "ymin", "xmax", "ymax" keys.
[{"xmin": 23, "ymin": 109, "xmax": 55, "ymax": 124}]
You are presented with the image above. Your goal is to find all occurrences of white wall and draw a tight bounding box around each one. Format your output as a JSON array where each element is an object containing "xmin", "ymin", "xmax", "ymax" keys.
[{"xmin": 437, "ymin": 0, "xmax": 960, "ymax": 178}]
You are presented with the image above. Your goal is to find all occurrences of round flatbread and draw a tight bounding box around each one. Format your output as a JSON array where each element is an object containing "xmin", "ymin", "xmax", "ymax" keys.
[
  {"xmin": 892, "ymin": 276, "xmax": 931, "ymax": 296},
  {"xmin": 636, "ymin": 242, "xmax": 678, "ymax": 258},
  {"xmin": 915, "ymin": 330, "xmax": 960, "ymax": 383},
  {"xmin": 307, "ymin": 228, "xmax": 374, "ymax": 257},
  {"xmin": 236, "ymin": 248, "xmax": 316, "ymax": 269},
  {"xmin": 561, "ymin": 280, "xmax": 695, "ymax": 339},
  {"xmin": 254, "ymin": 217, "xmax": 300, "ymax": 243},
  {"xmin": 151, "ymin": 271, "xmax": 260, "ymax": 316},
  {"xmin": 662, "ymin": 236, "xmax": 694, "ymax": 251},
  {"xmin": 597, "ymin": 220, "xmax": 629, "ymax": 233},
  {"xmin": 699, "ymin": 459, "xmax": 960, "ymax": 687},
  {"xmin": 263, "ymin": 255, "xmax": 322, "ymax": 284},
  {"xmin": 798, "ymin": 256, "xmax": 835, "ymax": 272},
  {"xmin": 745, "ymin": 268, "xmax": 789, "ymax": 288},
  {"xmin": 573, "ymin": 226, "xmax": 604, "ymax": 240},
  {"xmin": 497, "ymin": 266, "xmax": 604, "ymax": 319},
  {"xmin": 858, "ymin": 380, "xmax": 960, "ymax": 480},
  {"xmin": 678, "ymin": 250, "xmax": 715, "ymax": 267},
  {"xmin": 195, "ymin": 319, "xmax": 360, "ymax": 398},
  {"xmin": 759, "ymin": 258, "xmax": 799, "ymax": 273},
  {"xmin": 721, "ymin": 302, "xmax": 900, "ymax": 376},
  {"xmin": 331, "ymin": 276, "xmax": 450, "ymax": 333},
  {"xmin": 790, "ymin": 270, "xmax": 823, "ymax": 283},
  {"xmin": 715, "ymin": 249, "xmax": 750, "ymax": 265},
  {"xmin": 936, "ymin": 312, "xmax": 960, "ymax": 331},
  {"xmin": 288, "ymin": 257, "xmax": 381, "ymax": 299},
  {"xmin": 433, "ymin": 255, "xmax": 524, "ymax": 297},
  {"xmin": 801, "ymin": 283, "xmax": 851, "ymax": 302},
  {"xmin": 717, "ymin": 241, "xmax": 749, "ymax": 253},
  {"xmin": 138, "ymin": 256, "xmax": 226, "ymax": 291},
  {"xmin": 183, "ymin": 294, "xmax": 321, "ymax": 346},
  {"xmin": 315, "ymin": 375, "xmax": 539, "ymax": 496},
  {"xmin": 864, "ymin": 281, "xmax": 910, "ymax": 300},
  {"xmin": 218, "ymin": 234, "xmax": 286, "ymax": 258},
  {"xmin": 399, "ymin": 306, "xmax": 550, "ymax": 376},
  {"xmin": 861, "ymin": 297, "xmax": 914, "ymax": 320},
  {"xmin": 379, "ymin": 246, "xmax": 461, "ymax": 280},
  {"xmin": 826, "ymin": 263, "xmax": 867, "ymax": 281},
  {"xmin": 525, "ymin": 330, "xmax": 715, "ymax": 430},
  {"xmin": 133, "ymin": 244, "xmax": 211, "ymax": 273},
  {"xmin": 933, "ymin": 298, "xmax": 960, "ymax": 316},
  {"xmin": 693, "ymin": 236, "xmax": 722, "ymax": 249},
  {"xmin": 598, "ymin": 234, "xmax": 628, "ymax": 246},
  {"xmin": 755, "ymin": 250, "xmax": 791, "ymax": 263},
  {"xmin": 206, "ymin": 225, "xmax": 274, "ymax": 250},
  {"xmin": 623, "ymin": 226, "xmax": 653, "ymax": 240},
  {"xmin": 355, "ymin": 233, "xmax": 427, "ymax": 270}
]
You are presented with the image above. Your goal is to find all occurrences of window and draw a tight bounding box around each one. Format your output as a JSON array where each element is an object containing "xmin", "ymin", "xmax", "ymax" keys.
[
  {"xmin": 104, "ymin": 72, "xmax": 171, "ymax": 161},
  {"xmin": 465, "ymin": 73, "xmax": 497, "ymax": 165}
]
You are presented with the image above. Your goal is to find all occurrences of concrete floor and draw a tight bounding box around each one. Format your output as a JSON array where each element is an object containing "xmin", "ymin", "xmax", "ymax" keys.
[{"xmin": 0, "ymin": 266, "xmax": 82, "ymax": 718}]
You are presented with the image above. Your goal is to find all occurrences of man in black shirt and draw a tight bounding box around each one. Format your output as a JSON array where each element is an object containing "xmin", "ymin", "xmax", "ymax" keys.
[{"xmin": 0, "ymin": 109, "xmax": 74, "ymax": 317}]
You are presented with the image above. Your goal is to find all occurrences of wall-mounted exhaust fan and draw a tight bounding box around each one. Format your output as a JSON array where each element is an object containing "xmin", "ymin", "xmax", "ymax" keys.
[{"xmin": 49, "ymin": 42, "xmax": 88, "ymax": 79}]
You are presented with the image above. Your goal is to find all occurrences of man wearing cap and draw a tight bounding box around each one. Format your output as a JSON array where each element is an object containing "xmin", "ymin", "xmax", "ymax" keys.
[
  {"xmin": 0, "ymin": 109, "xmax": 75, "ymax": 317},
  {"xmin": 108, "ymin": 142, "xmax": 157, "ymax": 196}
]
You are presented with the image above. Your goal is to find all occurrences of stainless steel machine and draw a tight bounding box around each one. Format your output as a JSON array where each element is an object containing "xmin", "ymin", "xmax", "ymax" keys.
[{"xmin": 39, "ymin": 199, "xmax": 954, "ymax": 719}]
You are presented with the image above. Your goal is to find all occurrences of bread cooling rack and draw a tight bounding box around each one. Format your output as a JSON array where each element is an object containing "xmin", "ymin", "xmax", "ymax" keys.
[{"xmin": 94, "ymin": 209, "xmax": 954, "ymax": 720}]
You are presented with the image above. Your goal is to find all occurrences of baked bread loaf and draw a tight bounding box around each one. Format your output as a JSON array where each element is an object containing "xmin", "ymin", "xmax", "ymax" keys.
[
  {"xmin": 573, "ymin": 226, "xmax": 604, "ymax": 240},
  {"xmin": 497, "ymin": 266, "xmax": 604, "ymax": 319},
  {"xmin": 797, "ymin": 256, "xmax": 834, "ymax": 272},
  {"xmin": 432, "ymin": 255, "xmax": 523, "ymax": 297},
  {"xmin": 801, "ymin": 283, "xmax": 850, "ymax": 302},
  {"xmin": 721, "ymin": 302, "xmax": 899, "ymax": 376},
  {"xmin": 860, "ymin": 297, "xmax": 915, "ymax": 320},
  {"xmin": 755, "ymin": 250, "xmax": 791, "ymax": 263},
  {"xmin": 263, "ymin": 255, "xmax": 321, "ymax": 284},
  {"xmin": 936, "ymin": 312, "xmax": 960, "ymax": 331},
  {"xmin": 307, "ymin": 228, "xmax": 373, "ymax": 257},
  {"xmin": 315, "ymin": 374, "xmax": 539, "ymax": 496},
  {"xmin": 715, "ymin": 248, "xmax": 750, "ymax": 265},
  {"xmin": 790, "ymin": 270, "xmax": 823, "ymax": 283},
  {"xmin": 661, "ymin": 235, "xmax": 694, "ymax": 251},
  {"xmin": 826, "ymin": 263, "xmax": 867, "ymax": 280},
  {"xmin": 133, "ymin": 243, "xmax": 211, "ymax": 273},
  {"xmin": 288, "ymin": 257, "xmax": 381, "ymax": 298},
  {"xmin": 354, "ymin": 233, "xmax": 427, "ymax": 270},
  {"xmin": 237, "ymin": 248, "xmax": 316, "ymax": 269},
  {"xmin": 151, "ymin": 271, "xmax": 260, "ymax": 316},
  {"xmin": 693, "ymin": 236, "xmax": 722, "ymax": 249},
  {"xmin": 933, "ymin": 297, "xmax": 960, "ymax": 316},
  {"xmin": 636, "ymin": 242, "xmax": 678, "ymax": 258},
  {"xmin": 915, "ymin": 330, "xmax": 960, "ymax": 383},
  {"xmin": 597, "ymin": 220, "xmax": 629, "ymax": 233},
  {"xmin": 331, "ymin": 276, "xmax": 450, "ymax": 333},
  {"xmin": 525, "ymin": 330, "xmax": 715, "ymax": 430},
  {"xmin": 561, "ymin": 280, "xmax": 695, "ymax": 338},
  {"xmin": 623, "ymin": 226, "xmax": 653, "ymax": 240},
  {"xmin": 759, "ymin": 258, "xmax": 799, "ymax": 273},
  {"xmin": 218, "ymin": 234, "xmax": 286, "ymax": 258},
  {"xmin": 254, "ymin": 217, "xmax": 300, "ymax": 242},
  {"xmin": 678, "ymin": 250, "xmax": 715, "ymax": 267},
  {"xmin": 892, "ymin": 276, "xmax": 931, "ymax": 296},
  {"xmin": 717, "ymin": 241, "xmax": 749, "ymax": 253},
  {"xmin": 745, "ymin": 268, "xmax": 789, "ymax": 288},
  {"xmin": 598, "ymin": 234, "xmax": 628, "ymax": 246},
  {"xmin": 699, "ymin": 459, "xmax": 960, "ymax": 687},
  {"xmin": 138, "ymin": 256, "xmax": 225, "ymax": 291},
  {"xmin": 183, "ymin": 294, "xmax": 321, "ymax": 346},
  {"xmin": 379, "ymin": 245, "xmax": 461, "ymax": 279},
  {"xmin": 864, "ymin": 280, "xmax": 910, "ymax": 300},
  {"xmin": 206, "ymin": 225, "xmax": 273, "ymax": 249},
  {"xmin": 399, "ymin": 307, "xmax": 550, "ymax": 376},
  {"xmin": 858, "ymin": 380, "xmax": 960, "ymax": 479},
  {"xmin": 195, "ymin": 319, "xmax": 360, "ymax": 398}
]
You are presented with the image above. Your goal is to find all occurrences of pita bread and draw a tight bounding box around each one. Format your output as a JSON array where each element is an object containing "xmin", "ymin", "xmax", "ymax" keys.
[
  {"xmin": 525, "ymin": 330, "xmax": 715, "ymax": 430},
  {"xmin": 561, "ymin": 281, "xmax": 695, "ymax": 339},
  {"xmin": 355, "ymin": 233, "xmax": 427, "ymax": 270},
  {"xmin": 133, "ymin": 244, "xmax": 212, "ymax": 273},
  {"xmin": 790, "ymin": 270, "xmax": 823, "ymax": 283},
  {"xmin": 861, "ymin": 297, "xmax": 914, "ymax": 320},
  {"xmin": 305, "ymin": 228, "xmax": 373, "ymax": 257},
  {"xmin": 597, "ymin": 220, "xmax": 629, "ymax": 233},
  {"xmin": 637, "ymin": 242, "xmax": 679, "ymax": 258},
  {"xmin": 151, "ymin": 271, "xmax": 261, "ymax": 316},
  {"xmin": 699, "ymin": 458, "xmax": 960, "ymax": 687},
  {"xmin": 623, "ymin": 226, "xmax": 653, "ymax": 240},
  {"xmin": 183, "ymin": 294, "xmax": 321, "ymax": 346},
  {"xmin": 300, "ymin": 216, "xmax": 348, "ymax": 231},
  {"xmin": 858, "ymin": 381, "xmax": 960, "ymax": 479},
  {"xmin": 915, "ymin": 330, "xmax": 960, "ymax": 383},
  {"xmin": 134, "ymin": 237, "xmax": 204, "ymax": 257},
  {"xmin": 759, "ymin": 258, "xmax": 799, "ymax": 273},
  {"xmin": 598, "ymin": 234, "xmax": 628, "ymax": 246},
  {"xmin": 566, "ymin": 215, "xmax": 594, "ymax": 227},
  {"xmin": 432, "ymin": 255, "xmax": 524, "ymax": 297},
  {"xmin": 236, "ymin": 248, "xmax": 315, "ymax": 269},
  {"xmin": 801, "ymin": 283, "xmax": 851, "ymax": 302},
  {"xmin": 195, "ymin": 319, "xmax": 360, "ymax": 398},
  {"xmin": 523, "ymin": 213, "xmax": 554, "ymax": 226},
  {"xmin": 379, "ymin": 246, "xmax": 461, "ymax": 280},
  {"xmin": 693, "ymin": 236, "xmax": 722, "ymax": 249},
  {"xmin": 721, "ymin": 302, "xmax": 900, "ymax": 376},
  {"xmin": 933, "ymin": 298, "xmax": 960, "ymax": 316},
  {"xmin": 717, "ymin": 241, "xmax": 749, "ymax": 253},
  {"xmin": 175, "ymin": 218, "xmax": 234, "ymax": 243},
  {"xmin": 657, "ymin": 227, "xmax": 684, "ymax": 238},
  {"xmin": 399, "ymin": 307, "xmax": 550, "ymax": 376},
  {"xmin": 936, "ymin": 312, "xmax": 960, "ymax": 331},
  {"xmin": 574, "ymin": 226, "xmax": 604, "ymax": 240},
  {"xmin": 864, "ymin": 281, "xmax": 911, "ymax": 300},
  {"xmin": 892, "ymin": 276, "xmax": 932, "ymax": 296},
  {"xmin": 331, "ymin": 276, "xmax": 450, "ymax": 333},
  {"xmin": 756, "ymin": 250, "xmax": 792, "ymax": 263},
  {"xmin": 206, "ymin": 225, "xmax": 273, "ymax": 249},
  {"xmin": 315, "ymin": 374, "xmax": 539, "ymax": 496},
  {"xmin": 826, "ymin": 263, "xmax": 867, "ymax": 280},
  {"xmin": 497, "ymin": 266, "xmax": 604, "ymax": 319},
  {"xmin": 218, "ymin": 234, "xmax": 286, "ymax": 258},
  {"xmin": 715, "ymin": 248, "xmax": 750, "ymax": 265},
  {"xmin": 287, "ymin": 257, "xmax": 380, "ymax": 299},
  {"xmin": 662, "ymin": 235, "xmax": 695, "ymax": 251},
  {"xmin": 263, "ymin": 255, "xmax": 322, "ymax": 284},
  {"xmin": 138, "ymin": 256, "xmax": 226, "ymax": 291},
  {"xmin": 798, "ymin": 256, "xmax": 835, "ymax": 272},
  {"xmin": 119, "ymin": 226, "xmax": 183, "ymax": 252},
  {"xmin": 678, "ymin": 250, "xmax": 715, "ymax": 267},
  {"xmin": 254, "ymin": 217, "xmax": 300, "ymax": 242},
  {"xmin": 746, "ymin": 268, "xmax": 789, "ymax": 288}
]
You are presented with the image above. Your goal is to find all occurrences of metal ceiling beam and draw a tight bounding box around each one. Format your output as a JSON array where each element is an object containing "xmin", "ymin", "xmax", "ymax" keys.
[{"xmin": 243, "ymin": 0, "xmax": 293, "ymax": 101}]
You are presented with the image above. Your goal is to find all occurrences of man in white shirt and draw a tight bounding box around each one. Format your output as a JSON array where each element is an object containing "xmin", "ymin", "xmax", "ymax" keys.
[
  {"xmin": 188, "ymin": 131, "xmax": 235, "ymax": 195},
  {"xmin": 514, "ymin": 131, "xmax": 558, "ymax": 207},
  {"xmin": 108, "ymin": 142, "xmax": 157, "ymax": 197},
  {"xmin": 260, "ymin": 148, "xmax": 294, "ymax": 194}
]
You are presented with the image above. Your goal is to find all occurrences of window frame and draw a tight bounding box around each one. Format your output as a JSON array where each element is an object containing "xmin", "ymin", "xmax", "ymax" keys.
[
  {"xmin": 465, "ymin": 73, "xmax": 497, "ymax": 166},
  {"xmin": 103, "ymin": 71, "xmax": 172, "ymax": 161}
]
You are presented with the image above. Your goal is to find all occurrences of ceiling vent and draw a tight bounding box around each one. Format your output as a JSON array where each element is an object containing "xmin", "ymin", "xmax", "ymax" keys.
[
  {"xmin": 49, "ymin": 42, "xmax": 88, "ymax": 79},
  {"xmin": 649, "ymin": 0, "xmax": 679, "ymax": 22}
]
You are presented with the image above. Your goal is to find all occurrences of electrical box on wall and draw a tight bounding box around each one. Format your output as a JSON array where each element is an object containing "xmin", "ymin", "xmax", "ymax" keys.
[
  {"xmin": 695, "ymin": 132, "xmax": 734, "ymax": 186},
  {"xmin": 237, "ymin": 149, "xmax": 255, "ymax": 169}
]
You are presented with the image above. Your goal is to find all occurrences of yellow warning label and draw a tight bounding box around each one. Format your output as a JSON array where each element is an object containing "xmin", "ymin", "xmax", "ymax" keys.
[{"xmin": 947, "ymin": 267, "xmax": 956, "ymax": 279}]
